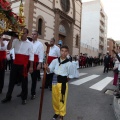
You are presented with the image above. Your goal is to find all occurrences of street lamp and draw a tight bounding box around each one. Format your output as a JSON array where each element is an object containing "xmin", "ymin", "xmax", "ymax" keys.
[{"xmin": 90, "ymin": 38, "xmax": 94, "ymax": 49}]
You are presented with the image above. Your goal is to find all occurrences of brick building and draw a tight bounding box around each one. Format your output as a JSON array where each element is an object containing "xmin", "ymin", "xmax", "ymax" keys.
[{"xmin": 107, "ymin": 38, "xmax": 119, "ymax": 56}]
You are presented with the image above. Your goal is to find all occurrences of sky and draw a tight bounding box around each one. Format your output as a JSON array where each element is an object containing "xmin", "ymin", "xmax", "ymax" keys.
[{"xmin": 82, "ymin": 0, "xmax": 120, "ymax": 40}]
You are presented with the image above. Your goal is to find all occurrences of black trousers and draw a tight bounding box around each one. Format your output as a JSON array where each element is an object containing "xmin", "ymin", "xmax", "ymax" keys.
[
  {"xmin": 103, "ymin": 64, "xmax": 109, "ymax": 73},
  {"xmin": 36, "ymin": 70, "xmax": 41, "ymax": 80},
  {"xmin": 31, "ymin": 70, "xmax": 38, "ymax": 95},
  {"xmin": 45, "ymin": 73, "xmax": 54, "ymax": 88},
  {"xmin": 5, "ymin": 60, "xmax": 12, "ymax": 70},
  {"xmin": 0, "ymin": 60, "xmax": 6, "ymax": 92},
  {"xmin": 6, "ymin": 64, "xmax": 28, "ymax": 100}
]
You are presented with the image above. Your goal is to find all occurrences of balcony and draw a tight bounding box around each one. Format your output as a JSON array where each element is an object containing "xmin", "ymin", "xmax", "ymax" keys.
[
  {"xmin": 100, "ymin": 17, "xmax": 105, "ymax": 24},
  {"xmin": 99, "ymin": 41, "xmax": 104, "ymax": 47},
  {"xmin": 99, "ymin": 33, "xmax": 104, "ymax": 39},
  {"xmin": 100, "ymin": 26, "xmax": 104, "ymax": 33},
  {"xmin": 100, "ymin": 10, "xmax": 105, "ymax": 18}
]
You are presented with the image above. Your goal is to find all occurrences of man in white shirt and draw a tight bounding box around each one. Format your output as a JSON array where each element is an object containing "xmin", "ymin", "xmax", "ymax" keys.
[
  {"xmin": 1, "ymin": 28, "xmax": 34, "ymax": 105},
  {"xmin": 43, "ymin": 38, "xmax": 60, "ymax": 91},
  {"xmin": 31, "ymin": 30, "xmax": 44, "ymax": 99},
  {"xmin": 0, "ymin": 35, "xmax": 8, "ymax": 94}
]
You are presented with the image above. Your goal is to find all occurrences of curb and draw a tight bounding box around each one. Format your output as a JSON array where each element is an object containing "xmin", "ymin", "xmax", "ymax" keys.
[{"xmin": 113, "ymin": 96, "xmax": 120, "ymax": 120}]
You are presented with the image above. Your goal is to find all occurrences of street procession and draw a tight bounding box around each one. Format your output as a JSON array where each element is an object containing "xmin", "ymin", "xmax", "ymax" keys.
[{"xmin": 0, "ymin": 0, "xmax": 120, "ymax": 120}]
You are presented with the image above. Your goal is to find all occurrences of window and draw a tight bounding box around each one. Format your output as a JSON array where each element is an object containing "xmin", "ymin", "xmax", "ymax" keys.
[
  {"xmin": 76, "ymin": 35, "xmax": 79, "ymax": 47},
  {"xmin": 61, "ymin": 0, "xmax": 70, "ymax": 12},
  {"xmin": 38, "ymin": 18, "xmax": 42, "ymax": 35},
  {"xmin": 59, "ymin": 24, "xmax": 66, "ymax": 35}
]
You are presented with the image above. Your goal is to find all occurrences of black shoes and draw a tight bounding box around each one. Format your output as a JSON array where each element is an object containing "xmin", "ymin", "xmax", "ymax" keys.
[
  {"xmin": 1, "ymin": 97, "xmax": 27, "ymax": 105},
  {"xmin": 53, "ymin": 114, "xmax": 59, "ymax": 120},
  {"xmin": 1, "ymin": 97, "xmax": 11, "ymax": 103},
  {"xmin": 22, "ymin": 100, "xmax": 27, "ymax": 105},
  {"xmin": 31, "ymin": 95, "xmax": 35, "ymax": 100}
]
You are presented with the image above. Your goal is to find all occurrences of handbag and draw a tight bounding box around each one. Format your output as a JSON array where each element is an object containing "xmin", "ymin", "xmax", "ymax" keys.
[{"xmin": 114, "ymin": 68, "xmax": 119, "ymax": 74}]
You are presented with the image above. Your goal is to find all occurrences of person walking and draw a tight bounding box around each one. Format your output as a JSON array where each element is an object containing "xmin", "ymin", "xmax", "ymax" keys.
[
  {"xmin": 0, "ymin": 35, "xmax": 8, "ymax": 94},
  {"xmin": 31, "ymin": 30, "xmax": 44, "ymax": 99},
  {"xmin": 103, "ymin": 53, "xmax": 110, "ymax": 73},
  {"xmin": 1, "ymin": 28, "xmax": 34, "ymax": 105}
]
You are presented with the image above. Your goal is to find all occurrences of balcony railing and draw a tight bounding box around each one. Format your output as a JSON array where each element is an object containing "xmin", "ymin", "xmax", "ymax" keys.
[
  {"xmin": 100, "ymin": 11, "xmax": 105, "ymax": 18},
  {"xmin": 99, "ymin": 33, "xmax": 104, "ymax": 39},
  {"xmin": 99, "ymin": 41, "xmax": 104, "ymax": 46},
  {"xmin": 100, "ymin": 26, "xmax": 104, "ymax": 32},
  {"xmin": 100, "ymin": 17, "xmax": 105, "ymax": 24}
]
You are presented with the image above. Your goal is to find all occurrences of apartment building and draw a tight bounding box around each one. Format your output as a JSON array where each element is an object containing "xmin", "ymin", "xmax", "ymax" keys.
[{"xmin": 80, "ymin": 0, "xmax": 107, "ymax": 57}]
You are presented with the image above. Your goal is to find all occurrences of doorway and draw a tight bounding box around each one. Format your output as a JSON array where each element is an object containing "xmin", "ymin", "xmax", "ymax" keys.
[{"xmin": 58, "ymin": 34, "xmax": 66, "ymax": 45}]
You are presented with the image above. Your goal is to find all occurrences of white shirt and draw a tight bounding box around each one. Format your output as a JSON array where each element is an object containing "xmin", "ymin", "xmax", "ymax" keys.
[
  {"xmin": 114, "ymin": 60, "xmax": 119, "ymax": 69},
  {"xmin": 0, "ymin": 40, "xmax": 8, "ymax": 51},
  {"xmin": 12, "ymin": 39, "xmax": 34, "ymax": 61},
  {"xmin": 33, "ymin": 40, "xmax": 44, "ymax": 62},
  {"xmin": 49, "ymin": 45, "xmax": 60, "ymax": 57},
  {"xmin": 49, "ymin": 58, "xmax": 74, "ymax": 78}
]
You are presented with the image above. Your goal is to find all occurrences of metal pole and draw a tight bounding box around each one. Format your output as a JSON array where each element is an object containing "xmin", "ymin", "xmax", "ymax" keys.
[{"xmin": 38, "ymin": 42, "xmax": 51, "ymax": 120}]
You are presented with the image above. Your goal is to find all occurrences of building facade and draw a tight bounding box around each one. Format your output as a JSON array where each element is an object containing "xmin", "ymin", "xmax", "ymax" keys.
[
  {"xmin": 107, "ymin": 38, "xmax": 119, "ymax": 56},
  {"xmin": 80, "ymin": 0, "xmax": 107, "ymax": 57},
  {"xmin": 10, "ymin": 0, "xmax": 82, "ymax": 55}
]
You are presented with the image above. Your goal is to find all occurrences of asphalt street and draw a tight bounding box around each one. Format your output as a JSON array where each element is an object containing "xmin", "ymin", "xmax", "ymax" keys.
[{"xmin": 0, "ymin": 66, "xmax": 116, "ymax": 120}]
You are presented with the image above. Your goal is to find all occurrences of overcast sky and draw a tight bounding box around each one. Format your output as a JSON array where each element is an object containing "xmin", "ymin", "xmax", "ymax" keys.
[{"xmin": 82, "ymin": 0, "xmax": 120, "ymax": 40}]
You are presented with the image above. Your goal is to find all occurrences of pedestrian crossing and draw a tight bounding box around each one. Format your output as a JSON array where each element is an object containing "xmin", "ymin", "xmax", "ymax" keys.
[
  {"xmin": 90, "ymin": 77, "xmax": 113, "ymax": 91},
  {"xmin": 70, "ymin": 75, "xmax": 100, "ymax": 85},
  {"xmin": 70, "ymin": 73, "xmax": 114, "ymax": 91},
  {"xmin": 79, "ymin": 73, "xmax": 88, "ymax": 76},
  {"xmin": 40, "ymin": 72, "xmax": 114, "ymax": 91}
]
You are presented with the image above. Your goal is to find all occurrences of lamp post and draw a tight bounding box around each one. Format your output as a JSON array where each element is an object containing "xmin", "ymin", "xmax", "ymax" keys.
[{"xmin": 91, "ymin": 38, "xmax": 94, "ymax": 49}]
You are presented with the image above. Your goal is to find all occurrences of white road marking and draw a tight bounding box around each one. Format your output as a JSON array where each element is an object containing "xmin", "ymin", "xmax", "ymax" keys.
[
  {"xmin": 40, "ymin": 73, "xmax": 87, "ymax": 76},
  {"xmin": 70, "ymin": 75, "xmax": 100, "ymax": 85},
  {"xmin": 89, "ymin": 77, "xmax": 113, "ymax": 91},
  {"xmin": 79, "ymin": 73, "xmax": 87, "ymax": 76}
]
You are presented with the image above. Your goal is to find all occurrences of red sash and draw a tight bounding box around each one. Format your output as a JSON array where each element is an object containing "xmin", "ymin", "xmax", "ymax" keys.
[
  {"xmin": 47, "ymin": 56, "xmax": 57, "ymax": 65},
  {"xmin": 34, "ymin": 54, "xmax": 39, "ymax": 70},
  {"xmin": 14, "ymin": 54, "xmax": 29, "ymax": 77},
  {"xmin": 0, "ymin": 51, "xmax": 6, "ymax": 69},
  {"xmin": 0, "ymin": 51, "xmax": 6, "ymax": 60}
]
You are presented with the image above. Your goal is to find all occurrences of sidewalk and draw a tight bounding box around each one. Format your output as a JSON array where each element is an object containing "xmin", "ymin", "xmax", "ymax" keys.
[{"xmin": 113, "ymin": 97, "xmax": 120, "ymax": 120}]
